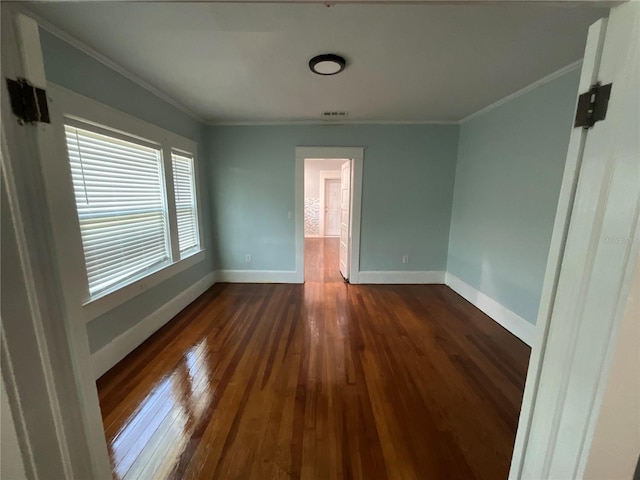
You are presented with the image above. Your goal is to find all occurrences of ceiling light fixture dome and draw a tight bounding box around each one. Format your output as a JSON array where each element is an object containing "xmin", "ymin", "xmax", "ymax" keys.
[{"xmin": 309, "ymin": 54, "xmax": 346, "ymax": 76}]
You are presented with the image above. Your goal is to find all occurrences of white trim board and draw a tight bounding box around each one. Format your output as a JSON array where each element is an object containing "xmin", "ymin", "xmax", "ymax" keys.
[
  {"xmin": 460, "ymin": 60, "xmax": 583, "ymax": 124},
  {"xmin": 445, "ymin": 273, "xmax": 535, "ymax": 346},
  {"xmin": 358, "ymin": 271, "xmax": 446, "ymax": 284},
  {"xmin": 215, "ymin": 270, "xmax": 298, "ymax": 283},
  {"xmin": 91, "ymin": 273, "xmax": 215, "ymax": 379}
]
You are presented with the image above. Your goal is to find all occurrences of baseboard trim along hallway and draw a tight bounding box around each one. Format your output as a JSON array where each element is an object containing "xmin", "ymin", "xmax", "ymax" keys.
[
  {"xmin": 214, "ymin": 270, "xmax": 298, "ymax": 283},
  {"xmin": 445, "ymin": 273, "xmax": 535, "ymax": 346},
  {"xmin": 357, "ymin": 270, "xmax": 446, "ymax": 284}
]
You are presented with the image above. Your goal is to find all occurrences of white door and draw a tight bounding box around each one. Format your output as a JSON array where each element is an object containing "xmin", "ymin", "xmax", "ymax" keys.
[
  {"xmin": 324, "ymin": 179, "xmax": 341, "ymax": 236},
  {"xmin": 511, "ymin": 2, "xmax": 640, "ymax": 478},
  {"xmin": 339, "ymin": 161, "xmax": 351, "ymax": 280}
]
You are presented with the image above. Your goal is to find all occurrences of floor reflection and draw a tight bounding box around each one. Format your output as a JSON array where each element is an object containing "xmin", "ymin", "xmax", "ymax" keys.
[
  {"xmin": 108, "ymin": 338, "xmax": 215, "ymax": 479},
  {"xmin": 184, "ymin": 340, "xmax": 213, "ymax": 423},
  {"xmin": 98, "ymin": 237, "xmax": 531, "ymax": 480},
  {"xmin": 110, "ymin": 374, "xmax": 186, "ymax": 479}
]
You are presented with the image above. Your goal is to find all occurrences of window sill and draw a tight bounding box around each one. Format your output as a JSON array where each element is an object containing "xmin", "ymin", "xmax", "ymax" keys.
[{"xmin": 82, "ymin": 249, "xmax": 207, "ymax": 323}]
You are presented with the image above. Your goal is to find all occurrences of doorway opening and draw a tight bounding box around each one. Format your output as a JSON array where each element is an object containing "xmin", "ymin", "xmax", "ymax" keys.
[
  {"xmin": 295, "ymin": 147, "xmax": 364, "ymax": 284},
  {"xmin": 303, "ymin": 158, "xmax": 350, "ymax": 282}
]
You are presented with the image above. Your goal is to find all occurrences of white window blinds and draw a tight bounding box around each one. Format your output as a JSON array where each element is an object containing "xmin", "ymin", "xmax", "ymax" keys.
[
  {"xmin": 171, "ymin": 152, "xmax": 199, "ymax": 254},
  {"xmin": 65, "ymin": 125, "xmax": 170, "ymax": 296}
]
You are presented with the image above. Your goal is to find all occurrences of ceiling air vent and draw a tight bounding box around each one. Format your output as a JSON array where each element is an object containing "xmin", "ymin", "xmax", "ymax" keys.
[{"xmin": 321, "ymin": 111, "xmax": 348, "ymax": 118}]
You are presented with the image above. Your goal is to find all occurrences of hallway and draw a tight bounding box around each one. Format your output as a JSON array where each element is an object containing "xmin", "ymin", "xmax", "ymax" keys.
[
  {"xmin": 304, "ymin": 237, "xmax": 342, "ymax": 283},
  {"xmin": 96, "ymin": 238, "xmax": 530, "ymax": 479}
]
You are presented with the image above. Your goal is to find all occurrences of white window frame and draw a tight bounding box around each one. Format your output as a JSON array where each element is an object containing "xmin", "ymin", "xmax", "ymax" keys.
[
  {"xmin": 171, "ymin": 149, "xmax": 201, "ymax": 257},
  {"xmin": 42, "ymin": 83, "xmax": 205, "ymax": 322}
]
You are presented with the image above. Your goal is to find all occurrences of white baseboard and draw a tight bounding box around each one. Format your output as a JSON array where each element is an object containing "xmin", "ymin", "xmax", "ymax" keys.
[
  {"xmin": 215, "ymin": 270, "xmax": 299, "ymax": 283},
  {"xmin": 91, "ymin": 272, "xmax": 215, "ymax": 379},
  {"xmin": 357, "ymin": 270, "xmax": 446, "ymax": 284},
  {"xmin": 445, "ymin": 273, "xmax": 535, "ymax": 346}
]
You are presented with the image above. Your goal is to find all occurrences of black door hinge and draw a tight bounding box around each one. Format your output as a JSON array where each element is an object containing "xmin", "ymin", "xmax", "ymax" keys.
[
  {"xmin": 5, "ymin": 77, "xmax": 50, "ymax": 125},
  {"xmin": 574, "ymin": 82, "xmax": 612, "ymax": 129}
]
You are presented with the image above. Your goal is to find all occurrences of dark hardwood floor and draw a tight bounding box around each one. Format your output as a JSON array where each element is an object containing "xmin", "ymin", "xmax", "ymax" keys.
[{"xmin": 97, "ymin": 237, "xmax": 530, "ymax": 480}]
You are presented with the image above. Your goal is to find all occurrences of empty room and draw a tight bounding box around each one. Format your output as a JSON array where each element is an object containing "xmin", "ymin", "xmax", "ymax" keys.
[{"xmin": 1, "ymin": 1, "xmax": 638, "ymax": 479}]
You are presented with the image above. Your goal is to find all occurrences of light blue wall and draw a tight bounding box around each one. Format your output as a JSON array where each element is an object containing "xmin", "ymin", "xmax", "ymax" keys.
[
  {"xmin": 208, "ymin": 124, "xmax": 459, "ymax": 272},
  {"xmin": 39, "ymin": 30, "xmax": 203, "ymax": 141},
  {"xmin": 39, "ymin": 29, "xmax": 213, "ymax": 353},
  {"xmin": 448, "ymin": 68, "xmax": 580, "ymax": 324}
]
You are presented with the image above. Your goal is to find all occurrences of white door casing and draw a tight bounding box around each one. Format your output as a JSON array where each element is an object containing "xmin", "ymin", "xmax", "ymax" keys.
[
  {"xmin": 511, "ymin": 2, "xmax": 640, "ymax": 478},
  {"xmin": 340, "ymin": 161, "xmax": 351, "ymax": 280},
  {"xmin": 295, "ymin": 147, "xmax": 364, "ymax": 284},
  {"xmin": 325, "ymin": 179, "xmax": 341, "ymax": 237},
  {"xmin": 1, "ymin": 6, "xmax": 112, "ymax": 479}
]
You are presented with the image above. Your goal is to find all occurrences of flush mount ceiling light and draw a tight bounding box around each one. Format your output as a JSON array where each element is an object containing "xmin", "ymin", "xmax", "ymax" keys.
[{"xmin": 309, "ymin": 54, "xmax": 346, "ymax": 76}]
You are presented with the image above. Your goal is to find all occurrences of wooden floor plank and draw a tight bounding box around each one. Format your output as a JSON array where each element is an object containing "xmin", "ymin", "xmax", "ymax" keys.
[{"xmin": 97, "ymin": 237, "xmax": 530, "ymax": 479}]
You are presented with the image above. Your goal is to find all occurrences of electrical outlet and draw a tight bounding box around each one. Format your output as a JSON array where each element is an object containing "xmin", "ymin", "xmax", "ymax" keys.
[
  {"xmin": 245, "ymin": 254, "xmax": 252, "ymax": 263},
  {"xmin": 402, "ymin": 255, "xmax": 409, "ymax": 264},
  {"xmin": 288, "ymin": 211, "xmax": 292, "ymax": 219}
]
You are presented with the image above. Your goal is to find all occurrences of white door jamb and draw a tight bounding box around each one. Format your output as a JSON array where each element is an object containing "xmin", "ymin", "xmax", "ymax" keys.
[{"xmin": 1, "ymin": 6, "xmax": 112, "ymax": 479}]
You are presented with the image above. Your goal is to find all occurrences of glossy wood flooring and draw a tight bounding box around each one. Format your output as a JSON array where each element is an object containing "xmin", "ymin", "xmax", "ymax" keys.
[{"xmin": 97, "ymin": 238, "xmax": 531, "ymax": 480}]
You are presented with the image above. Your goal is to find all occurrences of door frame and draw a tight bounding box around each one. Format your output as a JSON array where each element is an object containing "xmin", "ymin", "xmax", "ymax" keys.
[
  {"xmin": 319, "ymin": 170, "xmax": 341, "ymax": 237},
  {"xmin": 1, "ymin": 6, "xmax": 112, "ymax": 479},
  {"xmin": 510, "ymin": 5, "xmax": 640, "ymax": 478},
  {"xmin": 295, "ymin": 147, "xmax": 364, "ymax": 284}
]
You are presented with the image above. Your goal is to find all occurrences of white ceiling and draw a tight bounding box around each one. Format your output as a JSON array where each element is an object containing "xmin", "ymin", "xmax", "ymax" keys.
[{"xmin": 25, "ymin": 2, "xmax": 608, "ymax": 123}]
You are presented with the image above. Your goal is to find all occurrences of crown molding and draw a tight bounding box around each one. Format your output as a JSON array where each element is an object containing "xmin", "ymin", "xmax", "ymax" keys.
[
  {"xmin": 19, "ymin": 6, "xmax": 206, "ymax": 124},
  {"xmin": 208, "ymin": 59, "xmax": 583, "ymax": 127},
  {"xmin": 208, "ymin": 119, "xmax": 460, "ymax": 126},
  {"xmin": 20, "ymin": 3, "xmax": 584, "ymax": 130},
  {"xmin": 460, "ymin": 59, "xmax": 583, "ymax": 124}
]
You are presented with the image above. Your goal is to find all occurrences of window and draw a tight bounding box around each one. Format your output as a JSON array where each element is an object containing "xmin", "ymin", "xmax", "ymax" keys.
[
  {"xmin": 63, "ymin": 121, "xmax": 201, "ymax": 299},
  {"xmin": 171, "ymin": 152, "xmax": 199, "ymax": 255}
]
